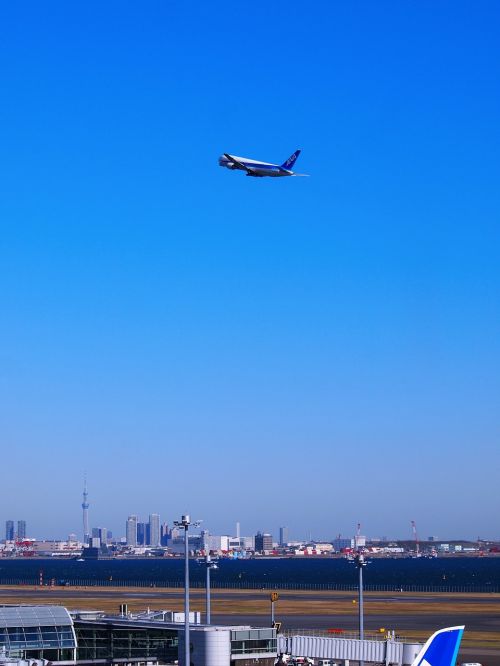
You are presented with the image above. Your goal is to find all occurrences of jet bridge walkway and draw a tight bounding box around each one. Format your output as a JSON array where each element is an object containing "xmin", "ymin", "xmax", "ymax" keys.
[{"xmin": 277, "ymin": 633, "xmax": 423, "ymax": 666}]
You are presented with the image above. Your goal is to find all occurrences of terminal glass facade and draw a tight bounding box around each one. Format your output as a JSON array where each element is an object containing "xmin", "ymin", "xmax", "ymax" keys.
[
  {"xmin": 74, "ymin": 621, "xmax": 179, "ymax": 663},
  {"xmin": 230, "ymin": 628, "xmax": 277, "ymax": 656},
  {"xmin": 0, "ymin": 606, "xmax": 76, "ymax": 661}
]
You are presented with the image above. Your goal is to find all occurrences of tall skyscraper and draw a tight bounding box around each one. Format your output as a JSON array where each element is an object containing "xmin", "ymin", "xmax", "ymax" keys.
[
  {"xmin": 17, "ymin": 520, "xmax": 26, "ymax": 540},
  {"xmin": 126, "ymin": 515, "xmax": 138, "ymax": 546},
  {"xmin": 161, "ymin": 523, "xmax": 170, "ymax": 546},
  {"xmin": 5, "ymin": 521, "xmax": 14, "ymax": 541},
  {"xmin": 279, "ymin": 526, "xmax": 289, "ymax": 546},
  {"xmin": 149, "ymin": 514, "xmax": 160, "ymax": 547},
  {"xmin": 137, "ymin": 522, "xmax": 146, "ymax": 546},
  {"xmin": 82, "ymin": 477, "xmax": 90, "ymax": 544}
]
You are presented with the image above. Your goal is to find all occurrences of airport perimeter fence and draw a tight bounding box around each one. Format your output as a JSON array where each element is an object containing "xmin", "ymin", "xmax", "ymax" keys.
[{"xmin": 0, "ymin": 578, "xmax": 499, "ymax": 593}]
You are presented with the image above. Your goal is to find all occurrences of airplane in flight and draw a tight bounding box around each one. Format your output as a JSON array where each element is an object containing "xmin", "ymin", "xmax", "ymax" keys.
[{"xmin": 218, "ymin": 149, "xmax": 307, "ymax": 177}]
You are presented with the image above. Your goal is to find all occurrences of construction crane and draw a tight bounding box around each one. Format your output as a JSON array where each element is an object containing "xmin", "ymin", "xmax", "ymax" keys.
[{"xmin": 411, "ymin": 520, "xmax": 419, "ymax": 556}]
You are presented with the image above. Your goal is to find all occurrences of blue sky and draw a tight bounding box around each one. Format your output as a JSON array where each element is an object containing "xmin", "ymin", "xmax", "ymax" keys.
[{"xmin": 0, "ymin": 1, "xmax": 499, "ymax": 541}]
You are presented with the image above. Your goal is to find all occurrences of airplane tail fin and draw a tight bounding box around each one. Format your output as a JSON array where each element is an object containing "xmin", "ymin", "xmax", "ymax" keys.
[
  {"xmin": 281, "ymin": 149, "xmax": 301, "ymax": 170},
  {"xmin": 411, "ymin": 626, "xmax": 464, "ymax": 666}
]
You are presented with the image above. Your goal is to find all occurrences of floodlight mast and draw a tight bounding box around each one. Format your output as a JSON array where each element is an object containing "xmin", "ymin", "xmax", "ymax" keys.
[
  {"xmin": 354, "ymin": 552, "xmax": 367, "ymax": 666},
  {"xmin": 174, "ymin": 515, "xmax": 202, "ymax": 666},
  {"xmin": 203, "ymin": 553, "xmax": 218, "ymax": 624}
]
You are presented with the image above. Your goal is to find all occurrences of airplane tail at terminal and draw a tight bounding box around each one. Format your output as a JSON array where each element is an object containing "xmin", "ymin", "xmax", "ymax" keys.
[
  {"xmin": 281, "ymin": 150, "xmax": 301, "ymax": 170},
  {"xmin": 411, "ymin": 626, "xmax": 464, "ymax": 666}
]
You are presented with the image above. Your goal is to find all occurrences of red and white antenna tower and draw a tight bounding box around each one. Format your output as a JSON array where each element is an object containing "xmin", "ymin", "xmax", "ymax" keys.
[{"xmin": 411, "ymin": 520, "xmax": 419, "ymax": 555}]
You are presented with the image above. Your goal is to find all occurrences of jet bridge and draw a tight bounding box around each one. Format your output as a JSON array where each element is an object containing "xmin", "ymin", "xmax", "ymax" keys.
[{"xmin": 277, "ymin": 634, "xmax": 423, "ymax": 666}]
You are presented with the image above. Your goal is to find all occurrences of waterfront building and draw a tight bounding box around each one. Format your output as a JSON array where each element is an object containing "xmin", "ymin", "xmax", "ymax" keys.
[
  {"xmin": 92, "ymin": 527, "xmax": 108, "ymax": 545},
  {"xmin": 254, "ymin": 532, "xmax": 273, "ymax": 553},
  {"xmin": 169, "ymin": 533, "xmax": 204, "ymax": 554},
  {"xmin": 242, "ymin": 535, "xmax": 255, "ymax": 550},
  {"xmin": 161, "ymin": 522, "xmax": 170, "ymax": 546},
  {"xmin": 149, "ymin": 513, "xmax": 160, "ymax": 547},
  {"xmin": 353, "ymin": 534, "xmax": 367, "ymax": 549},
  {"xmin": 332, "ymin": 537, "xmax": 352, "ymax": 551},
  {"xmin": 126, "ymin": 515, "xmax": 138, "ymax": 546},
  {"xmin": 201, "ymin": 529, "xmax": 210, "ymax": 551},
  {"xmin": 279, "ymin": 526, "xmax": 289, "ymax": 546},
  {"xmin": 5, "ymin": 520, "xmax": 14, "ymax": 541},
  {"xmin": 31, "ymin": 540, "xmax": 82, "ymax": 555},
  {"xmin": 17, "ymin": 520, "xmax": 26, "ymax": 539},
  {"xmin": 137, "ymin": 521, "xmax": 147, "ymax": 545}
]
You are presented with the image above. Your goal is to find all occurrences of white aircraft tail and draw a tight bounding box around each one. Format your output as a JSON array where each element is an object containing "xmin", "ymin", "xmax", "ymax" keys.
[{"xmin": 412, "ymin": 626, "xmax": 464, "ymax": 666}]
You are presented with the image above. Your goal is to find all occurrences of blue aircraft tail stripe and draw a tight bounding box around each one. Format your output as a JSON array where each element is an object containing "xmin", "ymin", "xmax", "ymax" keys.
[
  {"xmin": 412, "ymin": 626, "xmax": 464, "ymax": 666},
  {"xmin": 281, "ymin": 149, "xmax": 301, "ymax": 170}
]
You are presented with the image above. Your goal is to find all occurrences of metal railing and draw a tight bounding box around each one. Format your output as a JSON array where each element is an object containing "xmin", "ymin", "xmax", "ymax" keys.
[
  {"xmin": 281, "ymin": 629, "xmax": 411, "ymax": 642},
  {"xmin": 1, "ymin": 578, "xmax": 499, "ymax": 593}
]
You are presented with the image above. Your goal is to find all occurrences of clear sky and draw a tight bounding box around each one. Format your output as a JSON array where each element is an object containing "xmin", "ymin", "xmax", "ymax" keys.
[{"xmin": 1, "ymin": 1, "xmax": 499, "ymax": 542}]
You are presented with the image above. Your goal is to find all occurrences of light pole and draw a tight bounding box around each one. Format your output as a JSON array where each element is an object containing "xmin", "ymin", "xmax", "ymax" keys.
[
  {"xmin": 203, "ymin": 553, "xmax": 218, "ymax": 624},
  {"xmin": 174, "ymin": 515, "xmax": 201, "ymax": 666},
  {"xmin": 270, "ymin": 591, "xmax": 279, "ymax": 626},
  {"xmin": 354, "ymin": 552, "xmax": 367, "ymax": 666}
]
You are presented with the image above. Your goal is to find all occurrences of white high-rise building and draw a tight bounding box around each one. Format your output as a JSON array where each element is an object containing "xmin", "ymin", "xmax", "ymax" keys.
[
  {"xmin": 126, "ymin": 515, "xmax": 138, "ymax": 546},
  {"xmin": 149, "ymin": 514, "xmax": 160, "ymax": 547}
]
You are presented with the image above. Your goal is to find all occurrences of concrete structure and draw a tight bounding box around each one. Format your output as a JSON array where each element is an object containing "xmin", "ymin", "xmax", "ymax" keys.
[
  {"xmin": 5, "ymin": 521, "xmax": 14, "ymax": 542},
  {"xmin": 149, "ymin": 513, "xmax": 160, "ymax": 547},
  {"xmin": 126, "ymin": 515, "xmax": 138, "ymax": 546}
]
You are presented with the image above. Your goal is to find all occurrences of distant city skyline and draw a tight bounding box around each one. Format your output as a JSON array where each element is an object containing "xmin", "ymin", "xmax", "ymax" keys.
[
  {"xmin": 2, "ymin": 495, "xmax": 497, "ymax": 543},
  {"xmin": 1, "ymin": 3, "xmax": 498, "ymax": 540}
]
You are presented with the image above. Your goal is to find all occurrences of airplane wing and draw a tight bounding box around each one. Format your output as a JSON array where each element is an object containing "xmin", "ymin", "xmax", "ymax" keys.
[{"xmin": 224, "ymin": 153, "xmax": 257, "ymax": 175}]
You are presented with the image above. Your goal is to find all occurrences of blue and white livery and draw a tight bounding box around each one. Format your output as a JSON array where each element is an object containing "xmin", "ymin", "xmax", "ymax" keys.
[
  {"xmin": 412, "ymin": 626, "xmax": 465, "ymax": 666},
  {"xmin": 219, "ymin": 150, "xmax": 307, "ymax": 177}
]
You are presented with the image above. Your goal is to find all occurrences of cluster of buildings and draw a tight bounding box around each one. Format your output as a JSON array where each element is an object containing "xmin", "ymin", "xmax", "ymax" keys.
[
  {"xmin": 2, "ymin": 487, "xmax": 498, "ymax": 558},
  {"xmin": 5, "ymin": 519, "xmax": 27, "ymax": 541}
]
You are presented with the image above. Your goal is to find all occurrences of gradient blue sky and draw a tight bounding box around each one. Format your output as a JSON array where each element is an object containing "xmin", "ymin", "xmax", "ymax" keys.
[{"xmin": 1, "ymin": 1, "xmax": 499, "ymax": 541}]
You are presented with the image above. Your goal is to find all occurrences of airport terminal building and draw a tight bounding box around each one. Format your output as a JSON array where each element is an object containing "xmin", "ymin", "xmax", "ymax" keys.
[
  {"xmin": 0, "ymin": 606, "xmax": 277, "ymax": 666},
  {"xmin": 0, "ymin": 605, "xmax": 424, "ymax": 666}
]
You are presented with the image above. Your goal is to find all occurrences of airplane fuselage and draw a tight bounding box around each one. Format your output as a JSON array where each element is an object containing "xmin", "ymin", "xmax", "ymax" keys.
[{"xmin": 218, "ymin": 154, "xmax": 294, "ymax": 177}]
